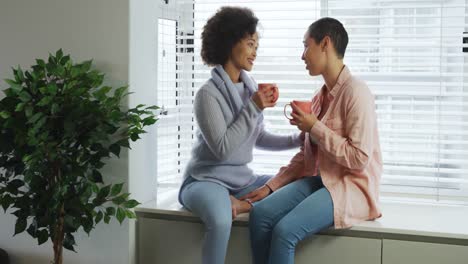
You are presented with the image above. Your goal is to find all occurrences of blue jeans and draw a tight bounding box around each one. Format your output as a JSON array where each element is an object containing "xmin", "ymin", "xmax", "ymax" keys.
[
  {"xmin": 179, "ymin": 175, "xmax": 271, "ymax": 264},
  {"xmin": 249, "ymin": 177, "xmax": 334, "ymax": 264}
]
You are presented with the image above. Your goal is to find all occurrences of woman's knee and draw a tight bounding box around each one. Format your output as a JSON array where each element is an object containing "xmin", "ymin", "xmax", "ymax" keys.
[
  {"xmin": 205, "ymin": 215, "xmax": 232, "ymax": 233},
  {"xmin": 249, "ymin": 200, "xmax": 273, "ymax": 224},
  {"xmin": 271, "ymin": 221, "xmax": 298, "ymax": 249}
]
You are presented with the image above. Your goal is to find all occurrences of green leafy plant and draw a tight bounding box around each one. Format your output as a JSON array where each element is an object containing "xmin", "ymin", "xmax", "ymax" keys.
[{"xmin": 0, "ymin": 50, "xmax": 158, "ymax": 264}]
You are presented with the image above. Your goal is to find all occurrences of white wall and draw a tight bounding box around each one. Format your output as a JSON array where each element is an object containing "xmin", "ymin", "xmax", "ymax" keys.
[
  {"xmin": 128, "ymin": 1, "xmax": 162, "ymax": 263},
  {"xmin": 0, "ymin": 0, "xmax": 131, "ymax": 263},
  {"xmin": 128, "ymin": 0, "xmax": 160, "ymax": 207},
  {"xmin": 128, "ymin": 0, "xmax": 182, "ymax": 205}
]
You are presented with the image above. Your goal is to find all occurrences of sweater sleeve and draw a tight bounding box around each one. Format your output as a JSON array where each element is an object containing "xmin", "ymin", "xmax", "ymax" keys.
[
  {"xmin": 194, "ymin": 89, "xmax": 262, "ymax": 161},
  {"xmin": 255, "ymin": 124, "xmax": 302, "ymax": 150}
]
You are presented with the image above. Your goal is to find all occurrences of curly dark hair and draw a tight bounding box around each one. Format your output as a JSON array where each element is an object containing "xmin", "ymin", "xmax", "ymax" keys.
[
  {"xmin": 307, "ymin": 17, "xmax": 348, "ymax": 59},
  {"xmin": 201, "ymin": 6, "xmax": 259, "ymax": 66}
]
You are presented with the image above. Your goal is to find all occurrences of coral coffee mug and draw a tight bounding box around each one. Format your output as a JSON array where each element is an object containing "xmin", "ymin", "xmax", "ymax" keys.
[
  {"xmin": 258, "ymin": 83, "xmax": 279, "ymax": 103},
  {"xmin": 284, "ymin": 100, "xmax": 312, "ymax": 120}
]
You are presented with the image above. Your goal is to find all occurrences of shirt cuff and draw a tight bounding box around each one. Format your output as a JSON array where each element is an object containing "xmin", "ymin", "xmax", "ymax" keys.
[
  {"xmin": 265, "ymin": 181, "xmax": 281, "ymax": 192},
  {"xmin": 309, "ymin": 133, "xmax": 319, "ymax": 144},
  {"xmin": 266, "ymin": 170, "xmax": 295, "ymax": 192},
  {"xmin": 310, "ymin": 121, "xmax": 328, "ymax": 143}
]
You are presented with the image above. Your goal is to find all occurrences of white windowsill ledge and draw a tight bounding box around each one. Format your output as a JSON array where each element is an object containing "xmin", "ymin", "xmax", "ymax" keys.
[{"xmin": 135, "ymin": 191, "xmax": 468, "ymax": 245}]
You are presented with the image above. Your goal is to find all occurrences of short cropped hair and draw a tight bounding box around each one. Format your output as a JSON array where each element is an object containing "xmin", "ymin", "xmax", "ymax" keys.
[
  {"xmin": 201, "ymin": 6, "xmax": 258, "ymax": 66},
  {"xmin": 307, "ymin": 17, "xmax": 348, "ymax": 59}
]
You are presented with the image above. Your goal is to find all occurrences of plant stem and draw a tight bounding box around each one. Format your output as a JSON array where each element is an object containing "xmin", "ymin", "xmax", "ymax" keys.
[
  {"xmin": 52, "ymin": 204, "xmax": 65, "ymax": 264},
  {"xmin": 52, "ymin": 165, "xmax": 64, "ymax": 264}
]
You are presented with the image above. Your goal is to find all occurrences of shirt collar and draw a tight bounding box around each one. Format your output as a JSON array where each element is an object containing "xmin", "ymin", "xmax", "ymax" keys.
[{"xmin": 324, "ymin": 65, "xmax": 351, "ymax": 98}]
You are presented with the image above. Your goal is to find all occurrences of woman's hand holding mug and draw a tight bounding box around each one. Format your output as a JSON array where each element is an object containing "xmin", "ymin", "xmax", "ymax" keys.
[
  {"xmin": 252, "ymin": 83, "xmax": 279, "ymax": 110},
  {"xmin": 284, "ymin": 100, "xmax": 318, "ymax": 132}
]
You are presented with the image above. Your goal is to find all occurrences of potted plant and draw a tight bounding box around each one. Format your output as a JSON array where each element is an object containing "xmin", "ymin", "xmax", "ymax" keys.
[
  {"xmin": 0, "ymin": 248, "xmax": 9, "ymax": 264},
  {"xmin": 0, "ymin": 50, "xmax": 158, "ymax": 264}
]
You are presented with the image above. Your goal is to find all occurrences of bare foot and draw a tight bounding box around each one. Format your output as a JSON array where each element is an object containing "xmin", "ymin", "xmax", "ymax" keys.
[{"xmin": 229, "ymin": 196, "xmax": 252, "ymax": 220}]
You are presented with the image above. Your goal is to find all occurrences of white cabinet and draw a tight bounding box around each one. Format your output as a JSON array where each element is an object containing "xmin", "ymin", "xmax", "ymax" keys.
[
  {"xmin": 382, "ymin": 240, "xmax": 468, "ymax": 264},
  {"xmin": 138, "ymin": 218, "xmax": 252, "ymax": 264},
  {"xmin": 138, "ymin": 218, "xmax": 381, "ymax": 264},
  {"xmin": 296, "ymin": 235, "xmax": 381, "ymax": 264}
]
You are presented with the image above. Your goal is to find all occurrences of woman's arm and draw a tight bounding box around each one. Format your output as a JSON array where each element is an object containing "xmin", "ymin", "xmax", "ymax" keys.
[
  {"xmin": 195, "ymin": 89, "xmax": 262, "ymax": 161},
  {"xmin": 266, "ymin": 146, "xmax": 306, "ymax": 191},
  {"xmin": 255, "ymin": 124, "xmax": 302, "ymax": 150},
  {"xmin": 240, "ymin": 146, "xmax": 305, "ymax": 202}
]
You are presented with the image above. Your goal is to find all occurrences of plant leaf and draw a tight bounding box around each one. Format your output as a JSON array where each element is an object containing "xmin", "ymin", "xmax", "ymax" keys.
[
  {"xmin": 28, "ymin": 112, "xmax": 43, "ymax": 124},
  {"xmin": 63, "ymin": 233, "xmax": 76, "ymax": 252},
  {"xmin": 14, "ymin": 218, "xmax": 27, "ymax": 235},
  {"xmin": 124, "ymin": 209, "xmax": 136, "ymax": 219},
  {"xmin": 37, "ymin": 229, "xmax": 48, "ymax": 245},
  {"xmin": 104, "ymin": 215, "xmax": 111, "ymax": 224},
  {"xmin": 1, "ymin": 195, "xmax": 13, "ymax": 211},
  {"xmin": 123, "ymin": 199, "xmax": 140, "ymax": 209},
  {"xmin": 47, "ymin": 83, "xmax": 58, "ymax": 95},
  {"xmin": 81, "ymin": 60, "xmax": 92, "ymax": 72},
  {"xmin": 97, "ymin": 185, "xmax": 111, "ymax": 198},
  {"xmin": 56, "ymin": 49, "xmax": 63, "ymax": 60},
  {"xmin": 91, "ymin": 170, "xmax": 103, "ymax": 183},
  {"xmin": 37, "ymin": 96, "xmax": 52, "ymax": 106},
  {"xmin": 109, "ymin": 143, "xmax": 120, "ymax": 157},
  {"xmin": 36, "ymin": 59, "xmax": 46, "ymax": 68},
  {"xmin": 51, "ymin": 103, "xmax": 59, "ymax": 114},
  {"xmin": 112, "ymin": 196, "xmax": 126, "ymax": 205},
  {"xmin": 18, "ymin": 91, "xmax": 32, "ymax": 102},
  {"xmin": 110, "ymin": 183, "xmax": 124, "ymax": 196},
  {"xmin": 82, "ymin": 217, "xmax": 93, "ymax": 234},
  {"xmin": 8, "ymin": 179, "xmax": 24, "ymax": 189},
  {"xmin": 26, "ymin": 219, "xmax": 38, "ymax": 237},
  {"xmin": 117, "ymin": 139, "xmax": 130, "ymax": 148},
  {"xmin": 0, "ymin": 111, "xmax": 10, "ymax": 119},
  {"xmin": 95, "ymin": 211, "xmax": 103, "ymax": 224},
  {"xmin": 116, "ymin": 208, "xmax": 125, "ymax": 224},
  {"xmin": 15, "ymin": 102, "xmax": 25, "ymax": 112},
  {"xmin": 106, "ymin": 207, "xmax": 116, "ymax": 216},
  {"xmin": 25, "ymin": 105, "xmax": 33, "ymax": 117},
  {"xmin": 5, "ymin": 79, "xmax": 22, "ymax": 91}
]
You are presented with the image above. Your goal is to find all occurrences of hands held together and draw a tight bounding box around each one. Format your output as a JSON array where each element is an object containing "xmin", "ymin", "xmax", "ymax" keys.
[
  {"xmin": 230, "ymin": 185, "xmax": 273, "ymax": 220},
  {"xmin": 240, "ymin": 184, "xmax": 273, "ymax": 204}
]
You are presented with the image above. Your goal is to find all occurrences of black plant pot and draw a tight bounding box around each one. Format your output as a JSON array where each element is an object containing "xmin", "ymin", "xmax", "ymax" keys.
[{"xmin": 0, "ymin": 248, "xmax": 9, "ymax": 264}]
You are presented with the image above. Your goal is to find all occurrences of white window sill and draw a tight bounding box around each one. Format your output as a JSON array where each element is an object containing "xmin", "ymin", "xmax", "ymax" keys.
[{"xmin": 135, "ymin": 188, "xmax": 468, "ymax": 244}]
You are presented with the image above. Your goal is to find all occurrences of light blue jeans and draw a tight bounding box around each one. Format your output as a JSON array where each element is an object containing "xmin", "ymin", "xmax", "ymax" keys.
[
  {"xmin": 249, "ymin": 177, "xmax": 334, "ymax": 264},
  {"xmin": 179, "ymin": 175, "xmax": 271, "ymax": 264}
]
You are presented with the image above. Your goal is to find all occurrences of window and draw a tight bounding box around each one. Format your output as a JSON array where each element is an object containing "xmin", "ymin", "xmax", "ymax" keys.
[
  {"xmin": 156, "ymin": 0, "xmax": 468, "ymax": 205},
  {"xmin": 156, "ymin": 2, "xmax": 196, "ymax": 189}
]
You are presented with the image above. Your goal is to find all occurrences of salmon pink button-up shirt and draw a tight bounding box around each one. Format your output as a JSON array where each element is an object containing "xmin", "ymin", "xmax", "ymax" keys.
[{"xmin": 266, "ymin": 66, "xmax": 383, "ymax": 229}]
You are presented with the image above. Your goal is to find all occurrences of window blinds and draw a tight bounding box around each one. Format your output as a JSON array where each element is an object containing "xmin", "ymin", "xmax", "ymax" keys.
[
  {"xmin": 324, "ymin": 0, "xmax": 468, "ymax": 203},
  {"xmin": 156, "ymin": 2, "xmax": 196, "ymax": 187},
  {"xmin": 157, "ymin": 0, "xmax": 468, "ymax": 204}
]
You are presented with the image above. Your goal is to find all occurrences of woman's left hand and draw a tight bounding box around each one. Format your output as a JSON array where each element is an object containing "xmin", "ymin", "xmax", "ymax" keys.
[{"xmin": 290, "ymin": 103, "xmax": 318, "ymax": 133}]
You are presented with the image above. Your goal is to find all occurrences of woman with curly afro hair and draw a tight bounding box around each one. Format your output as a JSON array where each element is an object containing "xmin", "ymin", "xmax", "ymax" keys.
[{"xmin": 178, "ymin": 6, "xmax": 302, "ymax": 264}]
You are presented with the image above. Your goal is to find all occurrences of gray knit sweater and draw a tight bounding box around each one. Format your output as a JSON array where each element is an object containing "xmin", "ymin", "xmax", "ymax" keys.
[{"xmin": 183, "ymin": 65, "xmax": 302, "ymax": 190}]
